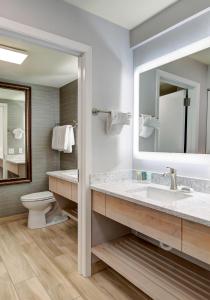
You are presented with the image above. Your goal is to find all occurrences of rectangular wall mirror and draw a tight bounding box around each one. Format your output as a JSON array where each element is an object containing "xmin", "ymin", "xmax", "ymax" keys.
[
  {"xmin": 137, "ymin": 47, "xmax": 210, "ymax": 154},
  {"xmin": 0, "ymin": 81, "xmax": 31, "ymax": 185}
]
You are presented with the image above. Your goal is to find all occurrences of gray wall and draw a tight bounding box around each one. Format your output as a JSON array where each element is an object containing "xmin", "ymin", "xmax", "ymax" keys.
[
  {"xmin": 139, "ymin": 70, "xmax": 156, "ymax": 152},
  {"xmin": 131, "ymin": 0, "xmax": 210, "ymax": 47},
  {"xmin": 0, "ymin": 83, "xmax": 60, "ymax": 217},
  {"xmin": 60, "ymin": 80, "xmax": 78, "ymax": 170},
  {"xmin": 0, "ymin": 0, "xmax": 133, "ymax": 173},
  {"xmin": 0, "ymin": 99, "xmax": 25, "ymax": 154}
]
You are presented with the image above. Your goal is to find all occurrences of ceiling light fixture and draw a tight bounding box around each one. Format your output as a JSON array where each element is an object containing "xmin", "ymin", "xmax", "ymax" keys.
[{"xmin": 0, "ymin": 45, "xmax": 28, "ymax": 64}]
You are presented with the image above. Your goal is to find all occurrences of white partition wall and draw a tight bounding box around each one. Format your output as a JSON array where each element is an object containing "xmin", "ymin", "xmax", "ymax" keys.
[
  {"xmin": 206, "ymin": 91, "xmax": 210, "ymax": 153},
  {"xmin": 0, "ymin": 103, "xmax": 7, "ymax": 179}
]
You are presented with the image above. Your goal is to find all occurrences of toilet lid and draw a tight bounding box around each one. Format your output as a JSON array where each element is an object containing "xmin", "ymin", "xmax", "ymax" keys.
[{"xmin": 21, "ymin": 191, "xmax": 54, "ymax": 202}]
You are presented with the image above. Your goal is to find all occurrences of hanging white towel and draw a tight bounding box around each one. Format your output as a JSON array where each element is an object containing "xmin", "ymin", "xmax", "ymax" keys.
[
  {"xmin": 52, "ymin": 126, "xmax": 59, "ymax": 150},
  {"xmin": 144, "ymin": 117, "xmax": 160, "ymax": 130},
  {"xmin": 106, "ymin": 111, "xmax": 131, "ymax": 135},
  {"xmin": 52, "ymin": 125, "xmax": 75, "ymax": 152},
  {"xmin": 139, "ymin": 114, "xmax": 159, "ymax": 138},
  {"xmin": 13, "ymin": 128, "xmax": 24, "ymax": 140},
  {"xmin": 64, "ymin": 125, "xmax": 75, "ymax": 153}
]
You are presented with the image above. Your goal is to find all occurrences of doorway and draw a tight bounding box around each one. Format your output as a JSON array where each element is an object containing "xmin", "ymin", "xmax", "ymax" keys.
[
  {"xmin": 156, "ymin": 70, "xmax": 200, "ymax": 153},
  {"xmin": 0, "ymin": 18, "xmax": 92, "ymax": 277}
]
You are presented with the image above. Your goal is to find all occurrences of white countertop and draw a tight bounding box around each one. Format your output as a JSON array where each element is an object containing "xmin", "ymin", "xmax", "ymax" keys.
[
  {"xmin": 0, "ymin": 154, "xmax": 25, "ymax": 165},
  {"xmin": 90, "ymin": 180, "xmax": 210, "ymax": 227},
  {"xmin": 47, "ymin": 169, "xmax": 78, "ymax": 184}
]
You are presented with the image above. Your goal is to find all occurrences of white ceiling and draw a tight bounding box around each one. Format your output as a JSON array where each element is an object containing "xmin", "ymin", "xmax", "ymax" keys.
[
  {"xmin": 63, "ymin": 0, "xmax": 178, "ymax": 29},
  {"xmin": 190, "ymin": 48, "xmax": 210, "ymax": 66},
  {"xmin": 0, "ymin": 36, "xmax": 78, "ymax": 88}
]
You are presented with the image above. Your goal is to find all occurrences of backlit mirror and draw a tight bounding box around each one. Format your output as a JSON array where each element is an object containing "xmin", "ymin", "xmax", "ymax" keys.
[
  {"xmin": 137, "ymin": 47, "xmax": 210, "ymax": 154},
  {"xmin": 0, "ymin": 82, "xmax": 31, "ymax": 184}
]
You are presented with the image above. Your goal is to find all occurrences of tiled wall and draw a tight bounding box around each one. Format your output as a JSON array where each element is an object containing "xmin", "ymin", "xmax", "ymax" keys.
[
  {"xmin": 0, "ymin": 84, "xmax": 60, "ymax": 217},
  {"xmin": 60, "ymin": 80, "xmax": 78, "ymax": 170},
  {"xmin": 151, "ymin": 172, "xmax": 210, "ymax": 194},
  {"xmin": 91, "ymin": 169, "xmax": 210, "ymax": 194}
]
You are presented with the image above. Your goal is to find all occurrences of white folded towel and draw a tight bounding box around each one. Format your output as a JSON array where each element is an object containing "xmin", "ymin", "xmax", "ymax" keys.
[
  {"xmin": 106, "ymin": 111, "xmax": 131, "ymax": 135},
  {"xmin": 139, "ymin": 114, "xmax": 159, "ymax": 138},
  {"xmin": 144, "ymin": 117, "xmax": 160, "ymax": 130},
  {"xmin": 52, "ymin": 125, "xmax": 75, "ymax": 153},
  {"xmin": 13, "ymin": 128, "xmax": 24, "ymax": 140}
]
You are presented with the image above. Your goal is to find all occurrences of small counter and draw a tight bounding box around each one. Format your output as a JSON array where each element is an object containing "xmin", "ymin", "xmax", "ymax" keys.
[
  {"xmin": 47, "ymin": 169, "xmax": 78, "ymax": 221},
  {"xmin": 47, "ymin": 169, "xmax": 78, "ymax": 184}
]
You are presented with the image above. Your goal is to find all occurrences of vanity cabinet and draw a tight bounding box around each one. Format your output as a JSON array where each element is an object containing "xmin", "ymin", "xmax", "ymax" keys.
[
  {"xmin": 49, "ymin": 176, "xmax": 77, "ymax": 203},
  {"xmin": 71, "ymin": 182, "xmax": 78, "ymax": 203},
  {"xmin": 92, "ymin": 191, "xmax": 210, "ymax": 264},
  {"xmin": 92, "ymin": 191, "xmax": 182, "ymax": 250},
  {"xmin": 92, "ymin": 191, "xmax": 106, "ymax": 215},
  {"xmin": 91, "ymin": 191, "xmax": 210, "ymax": 300},
  {"xmin": 182, "ymin": 220, "xmax": 210, "ymax": 265}
]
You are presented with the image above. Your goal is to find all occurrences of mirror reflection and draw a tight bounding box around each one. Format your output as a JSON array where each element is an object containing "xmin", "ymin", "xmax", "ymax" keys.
[
  {"xmin": 0, "ymin": 85, "xmax": 28, "ymax": 180},
  {"xmin": 138, "ymin": 47, "xmax": 210, "ymax": 153}
]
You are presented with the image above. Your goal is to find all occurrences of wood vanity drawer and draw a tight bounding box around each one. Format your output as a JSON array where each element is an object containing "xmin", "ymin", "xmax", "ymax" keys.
[
  {"xmin": 182, "ymin": 220, "xmax": 210, "ymax": 264},
  {"xmin": 106, "ymin": 195, "xmax": 182, "ymax": 250},
  {"xmin": 49, "ymin": 176, "xmax": 57, "ymax": 193},
  {"xmin": 92, "ymin": 191, "xmax": 106, "ymax": 215},
  {"xmin": 71, "ymin": 183, "xmax": 78, "ymax": 203},
  {"xmin": 56, "ymin": 178, "xmax": 72, "ymax": 200}
]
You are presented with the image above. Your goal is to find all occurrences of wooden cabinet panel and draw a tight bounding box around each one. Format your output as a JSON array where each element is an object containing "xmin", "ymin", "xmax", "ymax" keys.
[
  {"xmin": 56, "ymin": 179, "xmax": 72, "ymax": 200},
  {"xmin": 106, "ymin": 195, "xmax": 182, "ymax": 250},
  {"xmin": 182, "ymin": 220, "xmax": 210, "ymax": 264},
  {"xmin": 49, "ymin": 176, "xmax": 57, "ymax": 193},
  {"xmin": 71, "ymin": 183, "xmax": 78, "ymax": 203},
  {"xmin": 92, "ymin": 191, "xmax": 106, "ymax": 215}
]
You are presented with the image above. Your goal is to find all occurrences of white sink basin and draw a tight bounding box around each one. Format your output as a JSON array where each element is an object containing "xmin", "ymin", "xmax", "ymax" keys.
[
  {"xmin": 146, "ymin": 186, "xmax": 192, "ymax": 201},
  {"xmin": 127, "ymin": 186, "xmax": 192, "ymax": 201}
]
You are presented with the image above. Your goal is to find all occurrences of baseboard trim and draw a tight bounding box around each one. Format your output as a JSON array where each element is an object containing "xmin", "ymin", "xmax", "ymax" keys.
[{"xmin": 0, "ymin": 212, "xmax": 28, "ymax": 225}]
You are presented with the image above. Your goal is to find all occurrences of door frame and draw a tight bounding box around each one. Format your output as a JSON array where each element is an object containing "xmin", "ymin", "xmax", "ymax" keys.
[
  {"xmin": 0, "ymin": 17, "xmax": 92, "ymax": 277},
  {"xmin": 155, "ymin": 70, "xmax": 200, "ymax": 153}
]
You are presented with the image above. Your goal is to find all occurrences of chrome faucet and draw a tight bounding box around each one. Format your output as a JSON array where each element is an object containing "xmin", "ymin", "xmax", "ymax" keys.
[{"xmin": 163, "ymin": 167, "xmax": 177, "ymax": 190}]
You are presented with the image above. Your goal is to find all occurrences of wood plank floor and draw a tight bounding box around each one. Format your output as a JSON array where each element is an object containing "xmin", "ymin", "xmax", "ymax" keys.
[{"xmin": 0, "ymin": 218, "xmax": 151, "ymax": 300}]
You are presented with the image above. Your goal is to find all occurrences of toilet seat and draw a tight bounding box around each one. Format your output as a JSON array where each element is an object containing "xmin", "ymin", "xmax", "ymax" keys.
[{"xmin": 21, "ymin": 191, "xmax": 55, "ymax": 202}]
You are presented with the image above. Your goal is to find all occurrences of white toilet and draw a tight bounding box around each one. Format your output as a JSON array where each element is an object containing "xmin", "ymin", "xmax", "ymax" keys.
[{"xmin": 21, "ymin": 191, "xmax": 68, "ymax": 229}]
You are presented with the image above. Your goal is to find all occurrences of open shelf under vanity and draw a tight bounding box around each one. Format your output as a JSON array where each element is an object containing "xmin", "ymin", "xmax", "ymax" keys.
[
  {"xmin": 63, "ymin": 207, "xmax": 78, "ymax": 222},
  {"xmin": 92, "ymin": 233, "xmax": 210, "ymax": 300},
  {"xmin": 91, "ymin": 190, "xmax": 210, "ymax": 300}
]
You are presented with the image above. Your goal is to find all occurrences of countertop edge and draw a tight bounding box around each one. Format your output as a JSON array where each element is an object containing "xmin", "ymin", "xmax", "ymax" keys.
[
  {"xmin": 47, "ymin": 171, "xmax": 78, "ymax": 184},
  {"xmin": 90, "ymin": 184, "xmax": 210, "ymax": 227}
]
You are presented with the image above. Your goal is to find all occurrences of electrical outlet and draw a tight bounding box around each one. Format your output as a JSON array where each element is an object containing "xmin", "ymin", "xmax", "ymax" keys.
[
  {"xmin": 8, "ymin": 148, "xmax": 14, "ymax": 154},
  {"xmin": 19, "ymin": 148, "xmax": 23, "ymax": 154}
]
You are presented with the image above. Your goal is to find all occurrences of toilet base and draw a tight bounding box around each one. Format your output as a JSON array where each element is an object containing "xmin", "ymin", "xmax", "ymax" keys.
[
  {"xmin": 28, "ymin": 212, "xmax": 68, "ymax": 229},
  {"xmin": 27, "ymin": 202, "xmax": 69, "ymax": 229},
  {"xmin": 44, "ymin": 214, "xmax": 69, "ymax": 228}
]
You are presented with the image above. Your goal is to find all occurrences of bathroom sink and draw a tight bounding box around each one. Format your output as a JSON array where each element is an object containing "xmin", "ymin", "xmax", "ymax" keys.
[
  {"xmin": 127, "ymin": 186, "xmax": 192, "ymax": 201},
  {"xmin": 146, "ymin": 186, "xmax": 192, "ymax": 201}
]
